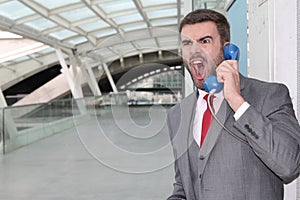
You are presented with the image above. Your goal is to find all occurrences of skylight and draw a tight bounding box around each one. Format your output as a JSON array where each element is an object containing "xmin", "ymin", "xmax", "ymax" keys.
[
  {"xmin": 112, "ymin": 13, "xmax": 143, "ymax": 25},
  {"xmin": 147, "ymin": 8, "xmax": 177, "ymax": 19},
  {"xmin": 78, "ymin": 20, "xmax": 110, "ymax": 32},
  {"xmin": 98, "ymin": 0, "xmax": 135, "ymax": 13},
  {"xmin": 49, "ymin": 29, "xmax": 77, "ymax": 40},
  {"xmin": 33, "ymin": 0, "xmax": 81, "ymax": 10},
  {"xmin": 59, "ymin": 7, "xmax": 95, "ymax": 22},
  {"xmin": 25, "ymin": 18, "xmax": 57, "ymax": 31},
  {"xmin": 0, "ymin": 1, "xmax": 34, "ymax": 20}
]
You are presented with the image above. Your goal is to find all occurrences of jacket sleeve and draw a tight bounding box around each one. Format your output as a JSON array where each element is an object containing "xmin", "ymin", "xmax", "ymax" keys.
[
  {"xmin": 234, "ymin": 83, "xmax": 300, "ymax": 183},
  {"xmin": 167, "ymin": 159, "xmax": 187, "ymax": 200}
]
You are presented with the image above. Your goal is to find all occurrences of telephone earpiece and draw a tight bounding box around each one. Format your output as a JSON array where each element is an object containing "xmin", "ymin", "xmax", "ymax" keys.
[{"xmin": 204, "ymin": 43, "xmax": 240, "ymax": 93}]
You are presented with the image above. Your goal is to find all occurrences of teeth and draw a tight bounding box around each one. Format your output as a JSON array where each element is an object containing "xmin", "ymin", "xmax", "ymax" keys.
[{"xmin": 193, "ymin": 60, "xmax": 202, "ymax": 64}]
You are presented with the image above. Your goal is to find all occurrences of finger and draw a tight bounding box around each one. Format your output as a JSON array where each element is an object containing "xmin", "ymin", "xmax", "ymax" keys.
[
  {"xmin": 216, "ymin": 68, "xmax": 224, "ymax": 83},
  {"xmin": 217, "ymin": 61, "xmax": 239, "ymax": 81},
  {"xmin": 224, "ymin": 60, "xmax": 238, "ymax": 71}
]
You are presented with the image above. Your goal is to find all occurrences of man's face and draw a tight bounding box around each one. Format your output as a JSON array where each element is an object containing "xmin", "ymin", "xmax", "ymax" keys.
[{"xmin": 181, "ymin": 21, "xmax": 224, "ymax": 89}]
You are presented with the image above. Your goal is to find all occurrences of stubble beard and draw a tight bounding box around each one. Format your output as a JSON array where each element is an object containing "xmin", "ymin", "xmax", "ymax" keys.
[{"xmin": 184, "ymin": 50, "xmax": 224, "ymax": 90}]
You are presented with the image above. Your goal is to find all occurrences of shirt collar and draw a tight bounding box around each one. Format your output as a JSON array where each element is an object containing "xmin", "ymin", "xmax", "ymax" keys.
[{"xmin": 197, "ymin": 88, "xmax": 224, "ymax": 100}]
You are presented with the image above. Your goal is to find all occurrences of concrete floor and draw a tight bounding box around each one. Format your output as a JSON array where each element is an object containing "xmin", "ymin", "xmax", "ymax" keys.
[{"xmin": 0, "ymin": 106, "xmax": 175, "ymax": 200}]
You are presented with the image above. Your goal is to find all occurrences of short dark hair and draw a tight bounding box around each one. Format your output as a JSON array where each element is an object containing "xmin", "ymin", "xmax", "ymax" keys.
[{"xmin": 179, "ymin": 9, "xmax": 230, "ymax": 45}]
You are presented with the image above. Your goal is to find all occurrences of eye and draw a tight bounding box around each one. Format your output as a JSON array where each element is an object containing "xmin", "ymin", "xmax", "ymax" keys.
[
  {"xmin": 182, "ymin": 40, "xmax": 193, "ymax": 46},
  {"xmin": 201, "ymin": 38, "xmax": 212, "ymax": 44}
]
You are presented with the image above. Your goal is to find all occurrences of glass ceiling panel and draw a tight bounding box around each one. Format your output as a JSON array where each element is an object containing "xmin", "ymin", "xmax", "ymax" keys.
[
  {"xmin": 147, "ymin": 8, "xmax": 177, "ymax": 19},
  {"xmin": 67, "ymin": 37, "xmax": 87, "ymax": 45},
  {"xmin": 59, "ymin": 7, "xmax": 95, "ymax": 22},
  {"xmin": 0, "ymin": 1, "xmax": 34, "ymax": 20},
  {"xmin": 14, "ymin": 56, "xmax": 30, "ymax": 62},
  {"xmin": 78, "ymin": 20, "xmax": 110, "ymax": 32},
  {"xmin": 49, "ymin": 29, "xmax": 77, "ymax": 40},
  {"xmin": 112, "ymin": 13, "xmax": 143, "ymax": 25},
  {"xmin": 140, "ymin": 0, "xmax": 177, "ymax": 7},
  {"xmin": 33, "ymin": 0, "xmax": 81, "ymax": 10},
  {"xmin": 0, "ymin": 0, "xmax": 188, "ymax": 68},
  {"xmin": 29, "ymin": 52, "xmax": 40, "ymax": 58},
  {"xmin": 25, "ymin": 18, "xmax": 57, "ymax": 31},
  {"xmin": 38, "ymin": 47, "xmax": 55, "ymax": 54},
  {"xmin": 194, "ymin": 0, "xmax": 225, "ymax": 9},
  {"xmin": 98, "ymin": 0, "xmax": 135, "ymax": 14},
  {"xmin": 121, "ymin": 23, "xmax": 147, "ymax": 32},
  {"xmin": 151, "ymin": 19, "xmax": 178, "ymax": 27},
  {"xmin": 92, "ymin": 29, "xmax": 117, "ymax": 39}
]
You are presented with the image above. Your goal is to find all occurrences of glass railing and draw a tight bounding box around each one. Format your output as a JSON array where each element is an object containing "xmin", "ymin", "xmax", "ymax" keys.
[
  {"xmin": 1, "ymin": 92, "xmax": 176, "ymax": 154},
  {"xmin": 0, "ymin": 92, "xmax": 178, "ymax": 199}
]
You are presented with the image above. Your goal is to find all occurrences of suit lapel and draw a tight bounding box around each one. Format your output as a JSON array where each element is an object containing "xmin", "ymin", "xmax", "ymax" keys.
[
  {"xmin": 171, "ymin": 92, "xmax": 197, "ymax": 199},
  {"xmin": 173, "ymin": 92, "xmax": 198, "ymax": 159},
  {"xmin": 199, "ymin": 99, "xmax": 231, "ymax": 157},
  {"xmin": 198, "ymin": 75, "xmax": 246, "ymax": 172}
]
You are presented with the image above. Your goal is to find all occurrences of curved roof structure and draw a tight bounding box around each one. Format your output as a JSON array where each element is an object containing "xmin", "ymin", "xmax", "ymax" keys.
[{"xmin": 0, "ymin": 0, "xmax": 227, "ymax": 94}]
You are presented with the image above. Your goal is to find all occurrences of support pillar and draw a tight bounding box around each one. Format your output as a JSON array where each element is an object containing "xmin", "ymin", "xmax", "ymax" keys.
[
  {"xmin": 56, "ymin": 48, "xmax": 86, "ymax": 114},
  {"xmin": 0, "ymin": 88, "xmax": 17, "ymax": 154},
  {"xmin": 83, "ymin": 62, "xmax": 102, "ymax": 96},
  {"xmin": 103, "ymin": 63, "xmax": 118, "ymax": 93},
  {"xmin": 69, "ymin": 54, "xmax": 85, "ymax": 98},
  {"xmin": 55, "ymin": 48, "xmax": 83, "ymax": 99}
]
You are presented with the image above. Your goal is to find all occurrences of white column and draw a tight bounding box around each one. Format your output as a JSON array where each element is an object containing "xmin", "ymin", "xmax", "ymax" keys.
[
  {"xmin": 84, "ymin": 62, "xmax": 102, "ymax": 96},
  {"xmin": 55, "ymin": 48, "xmax": 86, "ymax": 115},
  {"xmin": 102, "ymin": 63, "xmax": 118, "ymax": 93},
  {"xmin": 0, "ymin": 88, "xmax": 18, "ymax": 153},
  {"xmin": 69, "ymin": 55, "xmax": 84, "ymax": 98},
  {"xmin": 0, "ymin": 88, "xmax": 7, "ymax": 108},
  {"xmin": 55, "ymin": 48, "xmax": 83, "ymax": 99}
]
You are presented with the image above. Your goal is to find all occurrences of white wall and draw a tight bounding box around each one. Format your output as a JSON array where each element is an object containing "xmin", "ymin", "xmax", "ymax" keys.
[
  {"xmin": 248, "ymin": 0, "xmax": 271, "ymax": 81},
  {"xmin": 248, "ymin": 0, "xmax": 297, "ymax": 111},
  {"xmin": 248, "ymin": 0, "xmax": 298, "ymax": 199}
]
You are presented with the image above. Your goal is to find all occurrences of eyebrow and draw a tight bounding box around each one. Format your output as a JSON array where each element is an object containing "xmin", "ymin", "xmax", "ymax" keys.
[
  {"xmin": 196, "ymin": 35, "xmax": 213, "ymax": 42},
  {"xmin": 181, "ymin": 35, "xmax": 213, "ymax": 44},
  {"xmin": 181, "ymin": 39, "xmax": 192, "ymax": 44}
]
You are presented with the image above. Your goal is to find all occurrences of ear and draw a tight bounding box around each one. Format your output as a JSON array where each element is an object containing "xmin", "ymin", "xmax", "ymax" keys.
[{"xmin": 223, "ymin": 42, "xmax": 230, "ymax": 48}]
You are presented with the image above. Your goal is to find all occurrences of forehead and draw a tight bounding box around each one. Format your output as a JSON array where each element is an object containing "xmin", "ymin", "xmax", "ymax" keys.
[{"xmin": 180, "ymin": 21, "xmax": 219, "ymax": 40}]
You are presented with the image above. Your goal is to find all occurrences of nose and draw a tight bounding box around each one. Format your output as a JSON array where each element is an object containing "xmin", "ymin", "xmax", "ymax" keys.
[
  {"xmin": 190, "ymin": 42, "xmax": 207, "ymax": 55},
  {"xmin": 192, "ymin": 40, "xmax": 207, "ymax": 52}
]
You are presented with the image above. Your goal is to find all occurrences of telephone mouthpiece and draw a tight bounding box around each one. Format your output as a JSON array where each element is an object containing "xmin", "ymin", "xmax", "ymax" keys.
[{"xmin": 204, "ymin": 75, "xmax": 223, "ymax": 93}]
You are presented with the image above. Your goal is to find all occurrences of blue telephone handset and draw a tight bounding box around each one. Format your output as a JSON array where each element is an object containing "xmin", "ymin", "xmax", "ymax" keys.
[{"xmin": 203, "ymin": 43, "xmax": 240, "ymax": 93}]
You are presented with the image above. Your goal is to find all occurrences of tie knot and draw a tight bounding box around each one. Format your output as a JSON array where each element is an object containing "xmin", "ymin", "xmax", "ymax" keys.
[
  {"xmin": 204, "ymin": 94, "xmax": 214, "ymax": 104},
  {"xmin": 203, "ymin": 94, "xmax": 209, "ymax": 101}
]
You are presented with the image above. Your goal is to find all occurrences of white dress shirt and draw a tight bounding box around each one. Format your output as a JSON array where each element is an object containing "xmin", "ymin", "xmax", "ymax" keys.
[{"xmin": 193, "ymin": 89, "xmax": 250, "ymax": 146}]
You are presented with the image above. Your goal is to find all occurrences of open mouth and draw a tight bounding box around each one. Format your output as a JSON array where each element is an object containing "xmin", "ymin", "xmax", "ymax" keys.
[{"xmin": 189, "ymin": 59, "xmax": 205, "ymax": 80}]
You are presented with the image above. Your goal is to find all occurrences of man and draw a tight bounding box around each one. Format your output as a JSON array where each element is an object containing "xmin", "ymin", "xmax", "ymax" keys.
[{"xmin": 167, "ymin": 9, "xmax": 300, "ymax": 200}]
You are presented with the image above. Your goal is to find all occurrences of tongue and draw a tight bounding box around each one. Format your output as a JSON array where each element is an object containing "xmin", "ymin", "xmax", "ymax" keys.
[{"xmin": 193, "ymin": 64, "xmax": 204, "ymax": 79}]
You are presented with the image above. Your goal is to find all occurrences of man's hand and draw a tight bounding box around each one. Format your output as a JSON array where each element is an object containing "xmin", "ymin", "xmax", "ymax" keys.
[{"xmin": 216, "ymin": 60, "xmax": 245, "ymax": 112}]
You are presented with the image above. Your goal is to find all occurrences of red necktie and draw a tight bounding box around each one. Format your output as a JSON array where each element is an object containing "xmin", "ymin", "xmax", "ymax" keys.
[{"xmin": 200, "ymin": 94, "xmax": 214, "ymax": 147}]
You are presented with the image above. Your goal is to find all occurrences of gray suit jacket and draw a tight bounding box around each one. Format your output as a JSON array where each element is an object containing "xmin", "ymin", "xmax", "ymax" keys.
[{"xmin": 167, "ymin": 75, "xmax": 300, "ymax": 200}]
